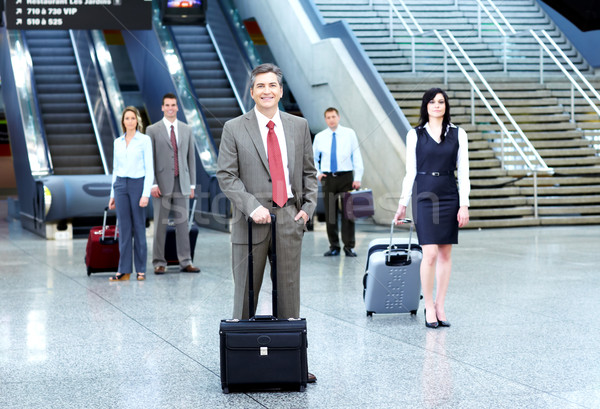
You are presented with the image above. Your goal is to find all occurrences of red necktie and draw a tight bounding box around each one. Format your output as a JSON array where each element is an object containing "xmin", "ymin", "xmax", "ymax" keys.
[
  {"xmin": 170, "ymin": 125, "xmax": 179, "ymax": 177},
  {"xmin": 266, "ymin": 120, "xmax": 287, "ymax": 207}
]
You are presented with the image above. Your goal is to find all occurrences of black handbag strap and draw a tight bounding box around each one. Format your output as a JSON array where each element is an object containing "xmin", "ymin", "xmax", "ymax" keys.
[{"xmin": 247, "ymin": 214, "xmax": 277, "ymax": 319}]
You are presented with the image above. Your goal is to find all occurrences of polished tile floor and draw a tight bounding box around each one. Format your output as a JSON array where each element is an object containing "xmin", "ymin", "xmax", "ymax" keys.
[{"xmin": 1, "ymin": 204, "xmax": 599, "ymax": 408}]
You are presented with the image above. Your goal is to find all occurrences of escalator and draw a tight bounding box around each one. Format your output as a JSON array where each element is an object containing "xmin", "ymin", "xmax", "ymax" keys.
[
  {"xmin": 170, "ymin": 25, "xmax": 243, "ymax": 148},
  {"xmin": 2, "ymin": 27, "xmax": 123, "ymax": 237},
  {"xmin": 24, "ymin": 30, "xmax": 105, "ymax": 175}
]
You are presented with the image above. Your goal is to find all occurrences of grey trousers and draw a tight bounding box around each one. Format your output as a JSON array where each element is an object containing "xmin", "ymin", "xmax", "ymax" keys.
[
  {"xmin": 231, "ymin": 205, "xmax": 305, "ymax": 320},
  {"xmin": 152, "ymin": 178, "xmax": 192, "ymax": 268}
]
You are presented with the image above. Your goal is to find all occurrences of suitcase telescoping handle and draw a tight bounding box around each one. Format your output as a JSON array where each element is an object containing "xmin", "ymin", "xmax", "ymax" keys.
[
  {"xmin": 101, "ymin": 206, "xmax": 118, "ymax": 241},
  {"xmin": 387, "ymin": 218, "xmax": 413, "ymax": 263},
  {"xmin": 247, "ymin": 214, "xmax": 278, "ymax": 320},
  {"xmin": 188, "ymin": 199, "xmax": 197, "ymax": 231}
]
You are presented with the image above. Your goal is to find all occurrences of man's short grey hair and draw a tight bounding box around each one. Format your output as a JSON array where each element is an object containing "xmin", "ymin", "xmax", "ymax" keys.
[{"xmin": 250, "ymin": 63, "xmax": 283, "ymax": 89}]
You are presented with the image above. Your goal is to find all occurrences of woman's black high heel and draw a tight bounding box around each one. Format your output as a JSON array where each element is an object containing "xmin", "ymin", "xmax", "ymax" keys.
[{"xmin": 424, "ymin": 309, "xmax": 439, "ymax": 328}]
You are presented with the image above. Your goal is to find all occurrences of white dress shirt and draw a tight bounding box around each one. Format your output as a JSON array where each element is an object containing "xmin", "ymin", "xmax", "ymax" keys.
[
  {"xmin": 152, "ymin": 117, "xmax": 194, "ymax": 191},
  {"xmin": 399, "ymin": 123, "xmax": 470, "ymax": 207},
  {"xmin": 313, "ymin": 124, "xmax": 364, "ymax": 182},
  {"xmin": 110, "ymin": 131, "xmax": 154, "ymax": 198},
  {"xmin": 162, "ymin": 117, "xmax": 178, "ymax": 145},
  {"xmin": 250, "ymin": 108, "xmax": 293, "ymax": 216}
]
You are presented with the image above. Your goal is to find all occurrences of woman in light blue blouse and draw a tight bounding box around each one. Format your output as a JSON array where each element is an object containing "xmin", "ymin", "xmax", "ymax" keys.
[{"xmin": 108, "ymin": 106, "xmax": 154, "ymax": 281}]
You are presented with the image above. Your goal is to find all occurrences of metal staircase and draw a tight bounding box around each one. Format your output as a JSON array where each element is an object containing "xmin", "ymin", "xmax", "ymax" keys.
[
  {"xmin": 316, "ymin": 0, "xmax": 600, "ymax": 227},
  {"xmin": 24, "ymin": 30, "xmax": 105, "ymax": 175}
]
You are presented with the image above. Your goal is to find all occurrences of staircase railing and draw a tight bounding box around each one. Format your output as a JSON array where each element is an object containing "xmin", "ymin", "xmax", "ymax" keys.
[
  {"xmin": 475, "ymin": 0, "xmax": 600, "ymax": 121},
  {"xmin": 369, "ymin": 0, "xmax": 552, "ymax": 216},
  {"xmin": 378, "ymin": 0, "xmax": 423, "ymax": 73},
  {"xmin": 474, "ymin": 0, "xmax": 516, "ymax": 73},
  {"xmin": 531, "ymin": 30, "xmax": 600, "ymax": 122},
  {"xmin": 435, "ymin": 29, "xmax": 551, "ymax": 217}
]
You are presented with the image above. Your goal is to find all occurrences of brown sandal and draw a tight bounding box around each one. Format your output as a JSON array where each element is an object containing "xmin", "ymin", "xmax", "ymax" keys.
[
  {"xmin": 109, "ymin": 273, "xmax": 130, "ymax": 281},
  {"xmin": 137, "ymin": 272, "xmax": 146, "ymax": 281}
]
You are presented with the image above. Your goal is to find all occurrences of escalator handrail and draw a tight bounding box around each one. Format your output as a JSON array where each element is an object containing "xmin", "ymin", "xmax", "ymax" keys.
[
  {"xmin": 206, "ymin": 23, "xmax": 246, "ymax": 114},
  {"xmin": 152, "ymin": 12, "xmax": 218, "ymax": 173},
  {"xmin": 90, "ymin": 30, "xmax": 125, "ymax": 139},
  {"xmin": 69, "ymin": 30, "xmax": 110, "ymax": 175},
  {"xmin": 167, "ymin": 25, "xmax": 219, "ymax": 153},
  {"xmin": 14, "ymin": 30, "xmax": 53, "ymax": 175}
]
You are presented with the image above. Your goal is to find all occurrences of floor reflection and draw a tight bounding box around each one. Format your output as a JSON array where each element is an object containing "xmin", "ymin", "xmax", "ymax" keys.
[{"xmin": 421, "ymin": 328, "xmax": 453, "ymax": 408}]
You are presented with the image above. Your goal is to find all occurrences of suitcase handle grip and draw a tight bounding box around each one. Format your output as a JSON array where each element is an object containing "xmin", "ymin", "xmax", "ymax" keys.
[
  {"xmin": 387, "ymin": 219, "xmax": 413, "ymax": 263},
  {"xmin": 250, "ymin": 315, "xmax": 278, "ymax": 321},
  {"xmin": 101, "ymin": 207, "xmax": 118, "ymax": 241},
  {"xmin": 247, "ymin": 214, "xmax": 278, "ymax": 319}
]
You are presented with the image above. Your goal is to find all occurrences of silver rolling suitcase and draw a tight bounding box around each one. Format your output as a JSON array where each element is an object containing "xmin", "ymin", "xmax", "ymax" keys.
[{"xmin": 363, "ymin": 219, "xmax": 422, "ymax": 317}]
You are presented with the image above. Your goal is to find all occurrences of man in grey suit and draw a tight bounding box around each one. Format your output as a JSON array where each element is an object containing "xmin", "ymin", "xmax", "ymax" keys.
[
  {"xmin": 217, "ymin": 64, "xmax": 317, "ymax": 322},
  {"xmin": 147, "ymin": 93, "xmax": 200, "ymax": 274}
]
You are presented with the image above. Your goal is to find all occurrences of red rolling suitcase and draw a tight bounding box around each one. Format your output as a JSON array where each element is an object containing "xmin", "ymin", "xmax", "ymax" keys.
[
  {"xmin": 219, "ymin": 215, "xmax": 308, "ymax": 393},
  {"xmin": 165, "ymin": 199, "xmax": 199, "ymax": 265},
  {"xmin": 85, "ymin": 207, "xmax": 119, "ymax": 275}
]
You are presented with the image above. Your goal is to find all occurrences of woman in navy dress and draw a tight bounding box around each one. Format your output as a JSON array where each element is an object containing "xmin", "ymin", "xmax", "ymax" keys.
[{"xmin": 394, "ymin": 88, "xmax": 470, "ymax": 328}]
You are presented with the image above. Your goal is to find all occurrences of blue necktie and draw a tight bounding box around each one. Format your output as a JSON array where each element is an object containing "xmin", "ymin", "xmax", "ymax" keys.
[{"xmin": 330, "ymin": 132, "xmax": 337, "ymax": 173}]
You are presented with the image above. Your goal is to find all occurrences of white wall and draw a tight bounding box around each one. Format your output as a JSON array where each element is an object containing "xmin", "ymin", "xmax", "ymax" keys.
[{"xmin": 234, "ymin": 0, "xmax": 408, "ymax": 223}]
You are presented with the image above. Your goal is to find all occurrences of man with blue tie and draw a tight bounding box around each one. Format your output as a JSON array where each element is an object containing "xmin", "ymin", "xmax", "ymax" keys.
[{"xmin": 313, "ymin": 107, "xmax": 364, "ymax": 257}]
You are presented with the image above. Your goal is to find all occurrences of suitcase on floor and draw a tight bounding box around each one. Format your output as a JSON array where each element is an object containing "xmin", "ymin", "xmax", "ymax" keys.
[
  {"xmin": 165, "ymin": 199, "xmax": 199, "ymax": 265},
  {"xmin": 219, "ymin": 215, "xmax": 308, "ymax": 393},
  {"xmin": 85, "ymin": 207, "xmax": 119, "ymax": 276},
  {"xmin": 363, "ymin": 219, "xmax": 422, "ymax": 316}
]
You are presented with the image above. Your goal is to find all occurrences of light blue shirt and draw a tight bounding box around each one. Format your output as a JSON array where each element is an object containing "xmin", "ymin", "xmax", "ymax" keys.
[
  {"xmin": 313, "ymin": 124, "xmax": 364, "ymax": 182},
  {"xmin": 110, "ymin": 131, "xmax": 154, "ymax": 198}
]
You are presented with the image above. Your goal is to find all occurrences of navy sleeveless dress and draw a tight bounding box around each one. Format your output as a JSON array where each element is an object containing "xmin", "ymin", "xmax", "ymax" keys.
[{"xmin": 412, "ymin": 126, "xmax": 460, "ymax": 245}]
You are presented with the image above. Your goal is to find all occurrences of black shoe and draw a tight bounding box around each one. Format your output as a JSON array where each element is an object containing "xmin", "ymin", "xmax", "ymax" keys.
[
  {"xmin": 323, "ymin": 248, "xmax": 340, "ymax": 256},
  {"xmin": 424, "ymin": 309, "xmax": 439, "ymax": 328},
  {"xmin": 437, "ymin": 315, "xmax": 451, "ymax": 327},
  {"xmin": 343, "ymin": 247, "xmax": 357, "ymax": 257}
]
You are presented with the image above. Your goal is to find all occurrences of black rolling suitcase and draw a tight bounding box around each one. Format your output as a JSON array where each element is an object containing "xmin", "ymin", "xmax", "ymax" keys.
[
  {"xmin": 165, "ymin": 199, "xmax": 199, "ymax": 265},
  {"xmin": 219, "ymin": 215, "xmax": 308, "ymax": 393}
]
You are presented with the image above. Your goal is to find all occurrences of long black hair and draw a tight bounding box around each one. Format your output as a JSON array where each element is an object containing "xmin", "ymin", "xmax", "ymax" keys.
[{"xmin": 418, "ymin": 88, "xmax": 451, "ymax": 142}]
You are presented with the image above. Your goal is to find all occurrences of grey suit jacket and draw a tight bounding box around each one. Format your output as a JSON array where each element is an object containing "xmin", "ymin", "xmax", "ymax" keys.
[
  {"xmin": 146, "ymin": 120, "xmax": 196, "ymax": 196},
  {"xmin": 217, "ymin": 110, "xmax": 318, "ymax": 244}
]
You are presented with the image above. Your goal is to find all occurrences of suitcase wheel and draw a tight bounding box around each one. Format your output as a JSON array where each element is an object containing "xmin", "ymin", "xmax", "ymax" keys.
[
  {"xmin": 366, "ymin": 311, "xmax": 373, "ymax": 317},
  {"xmin": 410, "ymin": 310, "xmax": 417, "ymax": 315},
  {"xmin": 300, "ymin": 385, "xmax": 306, "ymax": 392},
  {"xmin": 222, "ymin": 387, "xmax": 229, "ymax": 394},
  {"xmin": 87, "ymin": 267, "xmax": 92, "ymax": 276}
]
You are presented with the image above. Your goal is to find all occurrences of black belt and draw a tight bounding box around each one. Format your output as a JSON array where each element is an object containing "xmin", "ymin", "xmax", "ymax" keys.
[
  {"xmin": 322, "ymin": 171, "xmax": 352, "ymax": 177},
  {"xmin": 272, "ymin": 197, "xmax": 296, "ymax": 208},
  {"xmin": 417, "ymin": 171, "xmax": 453, "ymax": 176}
]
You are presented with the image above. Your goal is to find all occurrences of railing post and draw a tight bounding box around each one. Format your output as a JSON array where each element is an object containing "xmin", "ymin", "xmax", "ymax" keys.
[
  {"xmin": 443, "ymin": 47, "xmax": 448, "ymax": 87},
  {"xmin": 471, "ymin": 87, "xmax": 475, "ymax": 126},
  {"xmin": 500, "ymin": 129, "xmax": 505, "ymax": 168},
  {"xmin": 411, "ymin": 36, "xmax": 416, "ymax": 74},
  {"xmin": 389, "ymin": 5, "xmax": 393, "ymax": 39},
  {"xmin": 503, "ymin": 35, "xmax": 507, "ymax": 73},
  {"xmin": 539, "ymin": 45, "xmax": 544, "ymax": 85},
  {"xmin": 478, "ymin": 4, "xmax": 482, "ymax": 40},
  {"xmin": 571, "ymin": 83, "xmax": 575, "ymax": 122},
  {"xmin": 533, "ymin": 171, "xmax": 538, "ymax": 219}
]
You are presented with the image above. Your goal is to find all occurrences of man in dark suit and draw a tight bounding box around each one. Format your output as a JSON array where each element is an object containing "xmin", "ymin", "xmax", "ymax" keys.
[
  {"xmin": 217, "ymin": 63, "xmax": 317, "ymax": 321},
  {"xmin": 147, "ymin": 93, "xmax": 200, "ymax": 274}
]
